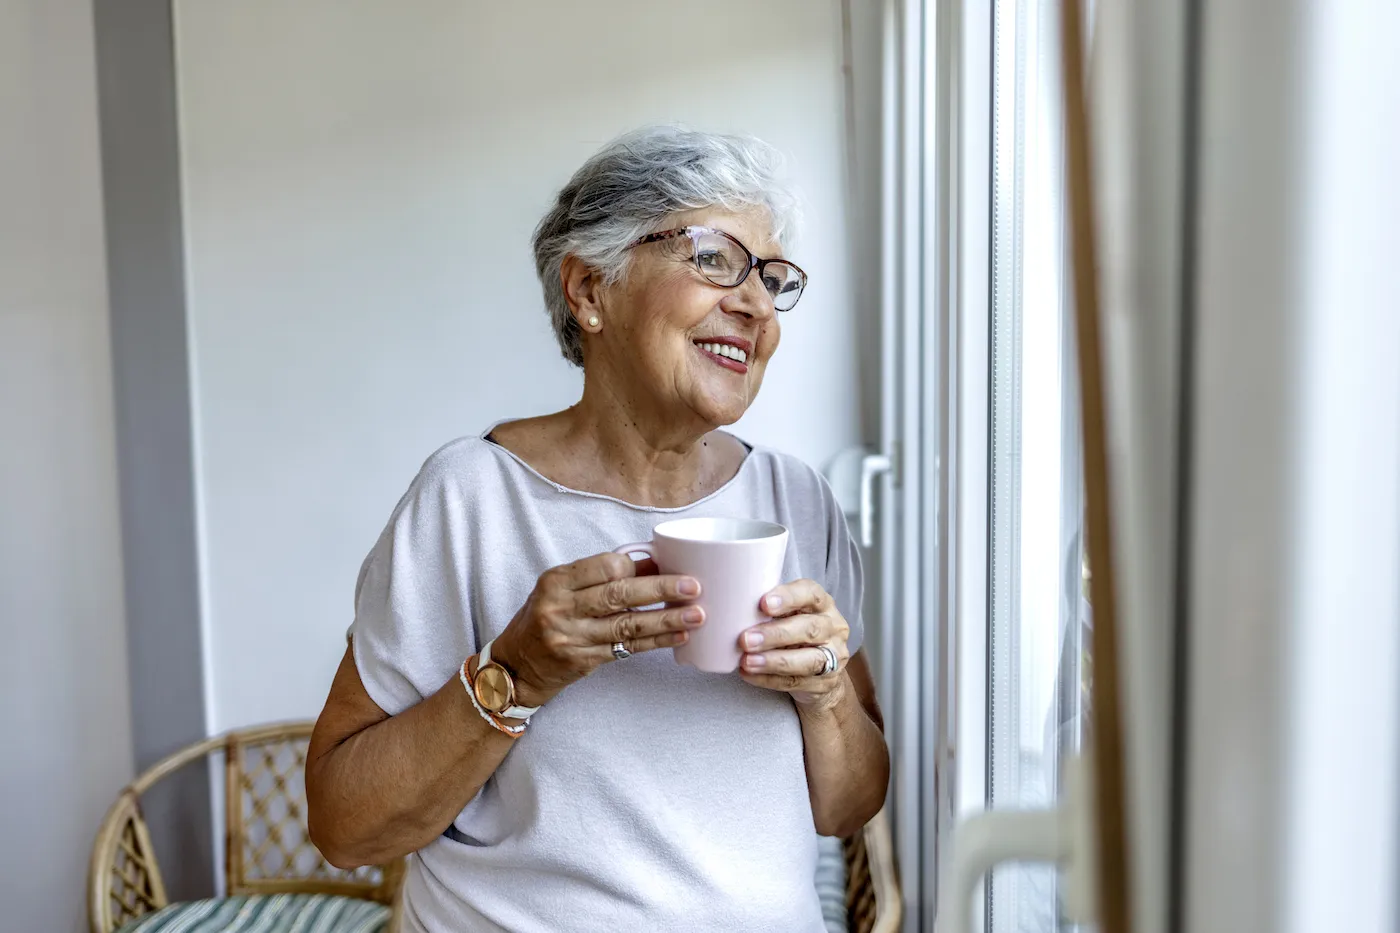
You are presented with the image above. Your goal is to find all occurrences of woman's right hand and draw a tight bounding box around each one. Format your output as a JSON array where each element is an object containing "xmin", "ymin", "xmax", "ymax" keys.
[{"xmin": 487, "ymin": 552, "xmax": 704, "ymax": 708}]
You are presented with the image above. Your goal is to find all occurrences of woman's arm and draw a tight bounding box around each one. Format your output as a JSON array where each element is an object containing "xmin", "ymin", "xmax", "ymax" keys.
[
  {"xmin": 794, "ymin": 651, "xmax": 889, "ymax": 838},
  {"xmin": 738, "ymin": 581, "xmax": 890, "ymax": 838},
  {"xmin": 307, "ymin": 552, "xmax": 702, "ymax": 868},
  {"xmin": 306, "ymin": 644, "xmax": 514, "ymax": 869}
]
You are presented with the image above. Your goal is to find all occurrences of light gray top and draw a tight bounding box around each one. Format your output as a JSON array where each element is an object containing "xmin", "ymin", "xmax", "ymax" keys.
[{"xmin": 349, "ymin": 428, "xmax": 864, "ymax": 933}]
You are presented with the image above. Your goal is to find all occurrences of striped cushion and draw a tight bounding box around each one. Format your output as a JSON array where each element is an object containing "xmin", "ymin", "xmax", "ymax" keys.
[
  {"xmin": 114, "ymin": 894, "xmax": 390, "ymax": 933},
  {"xmin": 815, "ymin": 834, "xmax": 849, "ymax": 933}
]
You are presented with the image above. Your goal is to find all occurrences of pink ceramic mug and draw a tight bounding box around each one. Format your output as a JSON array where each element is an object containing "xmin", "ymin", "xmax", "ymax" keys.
[{"xmin": 615, "ymin": 517, "xmax": 789, "ymax": 673}]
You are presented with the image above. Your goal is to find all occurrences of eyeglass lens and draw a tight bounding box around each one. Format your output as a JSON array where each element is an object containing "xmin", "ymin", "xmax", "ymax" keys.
[{"xmin": 693, "ymin": 231, "xmax": 804, "ymax": 311}]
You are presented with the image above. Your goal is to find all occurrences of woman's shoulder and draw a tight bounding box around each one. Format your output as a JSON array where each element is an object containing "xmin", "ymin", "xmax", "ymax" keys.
[
  {"xmin": 739, "ymin": 442, "xmax": 841, "ymax": 512},
  {"xmin": 386, "ymin": 433, "xmax": 513, "ymax": 518},
  {"xmin": 355, "ymin": 435, "xmax": 499, "ymax": 589},
  {"xmin": 413, "ymin": 433, "xmax": 500, "ymax": 486}
]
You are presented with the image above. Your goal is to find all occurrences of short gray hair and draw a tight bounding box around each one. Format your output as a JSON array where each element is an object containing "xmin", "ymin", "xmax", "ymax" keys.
[{"xmin": 532, "ymin": 125, "xmax": 802, "ymax": 367}]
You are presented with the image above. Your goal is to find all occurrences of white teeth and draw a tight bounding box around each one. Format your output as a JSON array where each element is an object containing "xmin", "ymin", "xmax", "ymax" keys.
[{"xmin": 698, "ymin": 341, "xmax": 747, "ymax": 364}]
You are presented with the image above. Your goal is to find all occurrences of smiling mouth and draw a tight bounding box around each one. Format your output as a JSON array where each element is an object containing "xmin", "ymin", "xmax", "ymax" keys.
[{"xmin": 694, "ymin": 340, "xmax": 750, "ymax": 373}]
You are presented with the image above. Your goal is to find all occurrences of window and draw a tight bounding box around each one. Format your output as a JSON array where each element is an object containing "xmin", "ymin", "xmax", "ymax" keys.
[{"xmin": 985, "ymin": 0, "xmax": 1089, "ymax": 929}]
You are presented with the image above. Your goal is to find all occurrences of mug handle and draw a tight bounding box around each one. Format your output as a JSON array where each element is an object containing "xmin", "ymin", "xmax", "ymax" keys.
[
  {"xmin": 613, "ymin": 542, "xmax": 655, "ymax": 561},
  {"xmin": 613, "ymin": 543, "xmax": 661, "ymax": 611}
]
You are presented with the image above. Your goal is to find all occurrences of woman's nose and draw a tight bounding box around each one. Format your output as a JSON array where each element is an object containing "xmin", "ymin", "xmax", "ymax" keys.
[{"xmin": 720, "ymin": 273, "xmax": 776, "ymax": 321}]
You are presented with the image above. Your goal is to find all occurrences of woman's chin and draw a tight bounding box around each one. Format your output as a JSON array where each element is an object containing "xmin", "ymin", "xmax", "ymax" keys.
[
  {"xmin": 672, "ymin": 367, "xmax": 764, "ymax": 429},
  {"xmin": 688, "ymin": 399, "xmax": 751, "ymax": 430}
]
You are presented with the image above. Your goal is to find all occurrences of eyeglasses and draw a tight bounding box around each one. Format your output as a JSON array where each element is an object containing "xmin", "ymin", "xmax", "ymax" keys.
[{"xmin": 627, "ymin": 226, "xmax": 808, "ymax": 311}]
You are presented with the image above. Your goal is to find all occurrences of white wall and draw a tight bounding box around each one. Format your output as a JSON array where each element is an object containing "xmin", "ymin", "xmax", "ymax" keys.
[
  {"xmin": 171, "ymin": 0, "xmax": 870, "ymax": 730},
  {"xmin": 0, "ymin": 0, "xmax": 134, "ymax": 928}
]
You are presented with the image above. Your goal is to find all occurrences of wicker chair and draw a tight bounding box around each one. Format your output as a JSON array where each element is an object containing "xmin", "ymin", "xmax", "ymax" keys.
[
  {"xmin": 89, "ymin": 722, "xmax": 402, "ymax": 933},
  {"xmin": 842, "ymin": 806, "xmax": 903, "ymax": 933},
  {"xmin": 91, "ymin": 720, "xmax": 901, "ymax": 933}
]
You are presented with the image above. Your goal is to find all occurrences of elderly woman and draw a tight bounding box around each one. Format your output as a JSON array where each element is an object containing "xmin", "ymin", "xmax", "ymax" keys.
[{"xmin": 307, "ymin": 126, "xmax": 889, "ymax": 932}]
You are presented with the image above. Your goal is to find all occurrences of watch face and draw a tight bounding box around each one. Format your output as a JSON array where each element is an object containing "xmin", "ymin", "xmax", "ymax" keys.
[{"xmin": 474, "ymin": 663, "xmax": 513, "ymax": 713}]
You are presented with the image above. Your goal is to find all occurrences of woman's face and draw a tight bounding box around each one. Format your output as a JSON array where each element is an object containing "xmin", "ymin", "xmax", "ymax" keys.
[{"xmin": 588, "ymin": 208, "xmax": 785, "ymax": 431}]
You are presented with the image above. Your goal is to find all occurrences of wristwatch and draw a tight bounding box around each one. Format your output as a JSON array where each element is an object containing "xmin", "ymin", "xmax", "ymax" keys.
[{"xmin": 471, "ymin": 639, "xmax": 541, "ymax": 722}]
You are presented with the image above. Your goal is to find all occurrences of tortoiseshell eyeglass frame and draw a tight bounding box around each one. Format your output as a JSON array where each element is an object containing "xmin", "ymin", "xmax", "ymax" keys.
[{"xmin": 626, "ymin": 225, "xmax": 808, "ymax": 311}]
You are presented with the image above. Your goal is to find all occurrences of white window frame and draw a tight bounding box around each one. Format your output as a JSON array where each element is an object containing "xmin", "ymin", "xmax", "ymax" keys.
[{"xmin": 879, "ymin": 0, "xmax": 995, "ymax": 929}]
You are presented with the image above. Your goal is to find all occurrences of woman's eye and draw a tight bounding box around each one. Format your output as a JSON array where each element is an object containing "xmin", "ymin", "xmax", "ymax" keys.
[{"xmin": 697, "ymin": 250, "xmax": 725, "ymax": 269}]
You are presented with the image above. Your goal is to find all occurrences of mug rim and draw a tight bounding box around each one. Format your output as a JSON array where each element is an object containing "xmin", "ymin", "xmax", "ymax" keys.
[{"xmin": 651, "ymin": 517, "xmax": 788, "ymax": 543}]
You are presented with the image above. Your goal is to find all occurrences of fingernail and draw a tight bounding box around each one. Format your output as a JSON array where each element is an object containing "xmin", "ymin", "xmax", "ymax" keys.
[
  {"xmin": 765, "ymin": 595, "xmax": 782, "ymax": 612},
  {"xmin": 746, "ymin": 653, "xmax": 767, "ymax": 669},
  {"xmin": 682, "ymin": 607, "xmax": 704, "ymax": 625},
  {"xmin": 744, "ymin": 631, "xmax": 764, "ymax": 649},
  {"xmin": 679, "ymin": 578, "xmax": 701, "ymax": 596}
]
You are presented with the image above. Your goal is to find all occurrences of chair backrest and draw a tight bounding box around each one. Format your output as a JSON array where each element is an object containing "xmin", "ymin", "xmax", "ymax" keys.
[
  {"xmin": 89, "ymin": 788, "xmax": 170, "ymax": 933},
  {"xmin": 223, "ymin": 721, "xmax": 403, "ymax": 901},
  {"xmin": 846, "ymin": 807, "xmax": 903, "ymax": 933},
  {"xmin": 90, "ymin": 721, "xmax": 402, "ymax": 933}
]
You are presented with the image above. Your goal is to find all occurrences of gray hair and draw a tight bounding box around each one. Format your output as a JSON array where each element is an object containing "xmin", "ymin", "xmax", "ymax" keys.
[{"xmin": 531, "ymin": 125, "xmax": 802, "ymax": 367}]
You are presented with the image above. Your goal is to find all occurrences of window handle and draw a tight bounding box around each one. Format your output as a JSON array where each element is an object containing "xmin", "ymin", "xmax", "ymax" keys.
[
  {"xmin": 938, "ymin": 754, "xmax": 1098, "ymax": 933},
  {"xmin": 860, "ymin": 454, "xmax": 893, "ymax": 549}
]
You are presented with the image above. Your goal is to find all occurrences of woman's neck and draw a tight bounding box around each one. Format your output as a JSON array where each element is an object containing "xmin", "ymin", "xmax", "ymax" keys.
[
  {"xmin": 567, "ymin": 382, "xmax": 747, "ymax": 506},
  {"xmin": 490, "ymin": 389, "xmax": 746, "ymax": 508}
]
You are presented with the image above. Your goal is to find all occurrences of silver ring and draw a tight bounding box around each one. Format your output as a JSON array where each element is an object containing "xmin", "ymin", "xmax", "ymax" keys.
[
  {"xmin": 612, "ymin": 642, "xmax": 632, "ymax": 661},
  {"xmin": 817, "ymin": 644, "xmax": 839, "ymax": 676}
]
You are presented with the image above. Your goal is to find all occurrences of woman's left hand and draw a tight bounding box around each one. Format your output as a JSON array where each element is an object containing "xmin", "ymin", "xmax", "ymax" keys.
[{"xmin": 738, "ymin": 579, "xmax": 850, "ymax": 711}]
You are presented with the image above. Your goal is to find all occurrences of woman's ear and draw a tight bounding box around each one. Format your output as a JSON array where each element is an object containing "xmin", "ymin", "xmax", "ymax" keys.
[{"xmin": 560, "ymin": 254, "xmax": 604, "ymax": 331}]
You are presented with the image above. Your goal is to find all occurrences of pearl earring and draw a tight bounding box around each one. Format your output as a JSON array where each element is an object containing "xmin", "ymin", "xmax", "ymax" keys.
[{"xmin": 587, "ymin": 316, "xmax": 600, "ymax": 329}]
